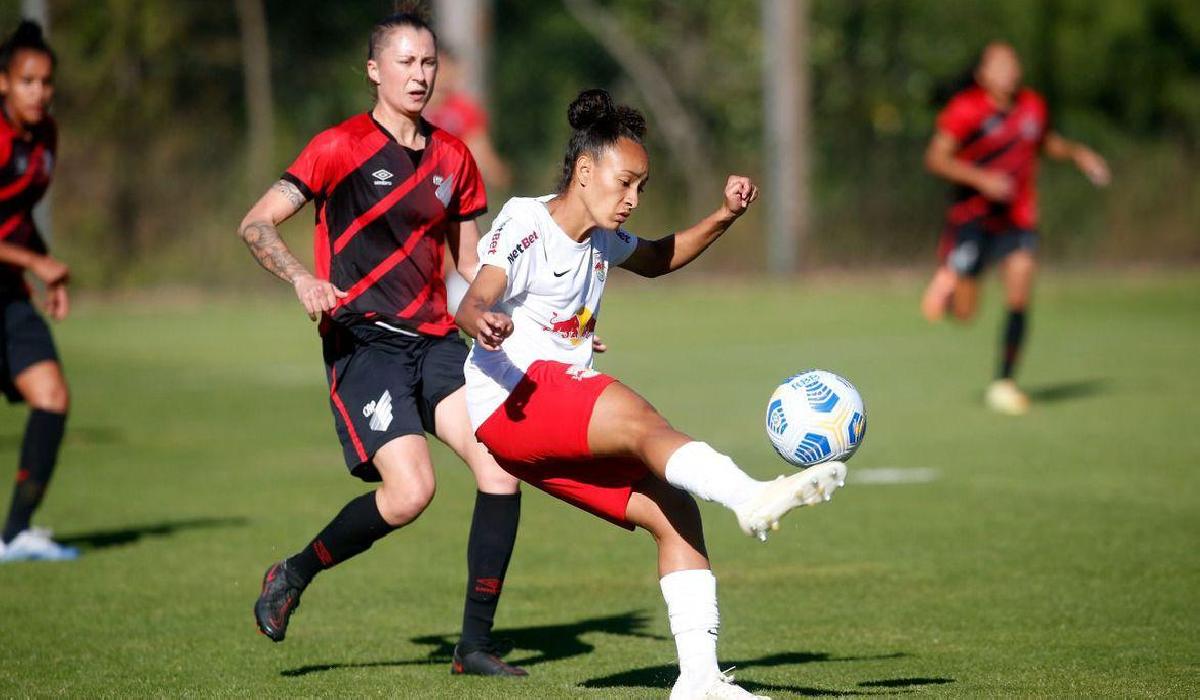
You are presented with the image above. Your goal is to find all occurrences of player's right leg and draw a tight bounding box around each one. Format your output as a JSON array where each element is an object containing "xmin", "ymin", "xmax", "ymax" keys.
[
  {"xmin": 587, "ymin": 381, "xmax": 844, "ymax": 542},
  {"xmin": 254, "ymin": 436, "xmax": 435, "ymax": 641},
  {"xmin": 986, "ymin": 242, "xmax": 1037, "ymax": 415},
  {"xmin": 1, "ymin": 297, "xmax": 76, "ymax": 563},
  {"xmin": 624, "ymin": 479, "xmax": 768, "ymax": 700}
]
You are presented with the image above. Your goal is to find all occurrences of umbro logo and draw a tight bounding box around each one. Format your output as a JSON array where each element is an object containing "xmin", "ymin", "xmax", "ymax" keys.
[{"xmin": 372, "ymin": 169, "xmax": 394, "ymax": 186}]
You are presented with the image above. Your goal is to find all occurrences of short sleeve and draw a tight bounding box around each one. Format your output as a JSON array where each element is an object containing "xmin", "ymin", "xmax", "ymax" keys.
[
  {"xmin": 282, "ymin": 130, "xmax": 338, "ymax": 200},
  {"xmin": 477, "ymin": 200, "xmax": 537, "ymax": 301},
  {"xmin": 936, "ymin": 92, "xmax": 983, "ymax": 142},
  {"xmin": 606, "ymin": 228, "xmax": 640, "ymax": 267},
  {"xmin": 450, "ymin": 147, "xmax": 488, "ymax": 221}
]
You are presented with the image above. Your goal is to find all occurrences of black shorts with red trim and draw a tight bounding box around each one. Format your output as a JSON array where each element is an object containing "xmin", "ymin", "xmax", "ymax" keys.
[
  {"xmin": 1, "ymin": 297, "xmax": 59, "ymax": 403},
  {"xmin": 938, "ymin": 221, "xmax": 1039, "ymax": 278},
  {"xmin": 322, "ymin": 321, "xmax": 467, "ymax": 481}
]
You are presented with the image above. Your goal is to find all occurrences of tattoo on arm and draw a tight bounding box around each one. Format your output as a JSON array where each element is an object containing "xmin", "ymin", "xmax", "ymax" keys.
[
  {"xmin": 273, "ymin": 179, "xmax": 306, "ymax": 210},
  {"xmin": 239, "ymin": 220, "xmax": 309, "ymax": 284}
]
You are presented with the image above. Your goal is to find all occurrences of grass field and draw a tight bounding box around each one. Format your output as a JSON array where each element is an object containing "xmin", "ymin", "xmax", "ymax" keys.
[{"xmin": 1, "ymin": 271, "xmax": 1197, "ymax": 697}]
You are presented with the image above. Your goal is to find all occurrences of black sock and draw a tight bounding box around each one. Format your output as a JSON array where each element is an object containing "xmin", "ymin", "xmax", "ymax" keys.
[
  {"xmin": 999, "ymin": 308, "xmax": 1027, "ymax": 379},
  {"xmin": 458, "ymin": 491, "xmax": 521, "ymax": 653},
  {"xmin": 286, "ymin": 491, "xmax": 395, "ymax": 586},
  {"xmin": 3, "ymin": 410, "xmax": 67, "ymax": 544}
]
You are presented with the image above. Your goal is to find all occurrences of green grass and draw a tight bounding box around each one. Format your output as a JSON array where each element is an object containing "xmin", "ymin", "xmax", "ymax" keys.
[{"xmin": 1, "ymin": 271, "xmax": 1197, "ymax": 697}]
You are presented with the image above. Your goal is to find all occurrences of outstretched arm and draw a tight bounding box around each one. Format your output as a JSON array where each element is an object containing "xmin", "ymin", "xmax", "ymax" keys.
[
  {"xmin": 1044, "ymin": 132, "xmax": 1110, "ymax": 187},
  {"xmin": 620, "ymin": 175, "xmax": 759, "ymax": 278},
  {"xmin": 455, "ymin": 264, "xmax": 513, "ymax": 351},
  {"xmin": 238, "ymin": 179, "xmax": 346, "ymax": 320}
]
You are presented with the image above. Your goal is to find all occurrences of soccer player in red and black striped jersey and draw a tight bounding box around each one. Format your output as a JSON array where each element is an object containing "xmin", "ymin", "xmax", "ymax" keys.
[
  {"xmin": 237, "ymin": 12, "xmax": 524, "ymax": 676},
  {"xmin": 920, "ymin": 42, "xmax": 1110, "ymax": 415},
  {"xmin": 0, "ymin": 21, "xmax": 78, "ymax": 563}
]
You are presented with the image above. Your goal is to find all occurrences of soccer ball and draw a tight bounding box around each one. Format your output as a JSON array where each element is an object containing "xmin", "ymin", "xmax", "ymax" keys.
[{"xmin": 765, "ymin": 369, "xmax": 866, "ymax": 467}]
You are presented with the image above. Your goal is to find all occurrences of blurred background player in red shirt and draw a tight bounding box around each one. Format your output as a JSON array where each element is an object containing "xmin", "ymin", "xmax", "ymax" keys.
[
  {"xmin": 920, "ymin": 42, "xmax": 1110, "ymax": 415},
  {"xmin": 0, "ymin": 21, "xmax": 78, "ymax": 563}
]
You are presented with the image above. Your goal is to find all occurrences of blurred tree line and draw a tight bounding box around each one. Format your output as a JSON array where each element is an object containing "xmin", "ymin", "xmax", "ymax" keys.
[{"xmin": 1, "ymin": 0, "xmax": 1196, "ymax": 288}]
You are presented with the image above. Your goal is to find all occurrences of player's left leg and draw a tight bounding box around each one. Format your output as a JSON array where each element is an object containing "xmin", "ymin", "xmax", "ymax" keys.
[
  {"xmin": 432, "ymin": 386, "xmax": 527, "ymax": 677},
  {"xmin": 987, "ymin": 242, "xmax": 1037, "ymax": 415},
  {"xmin": 624, "ymin": 478, "xmax": 766, "ymax": 700},
  {"xmin": 587, "ymin": 380, "xmax": 845, "ymax": 541},
  {"xmin": 921, "ymin": 265, "xmax": 958, "ymax": 322}
]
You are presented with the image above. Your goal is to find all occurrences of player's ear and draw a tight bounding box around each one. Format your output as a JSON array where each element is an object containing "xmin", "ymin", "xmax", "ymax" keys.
[
  {"xmin": 366, "ymin": 60, "xmax": 381, "ymax": 87},
  {"xmin": 575, "ymin": 154, "xmax": 592, "ymax": 188},
  {"xmin": 0, "ymin": 72, "xmax": 9, "ymax": 95}
]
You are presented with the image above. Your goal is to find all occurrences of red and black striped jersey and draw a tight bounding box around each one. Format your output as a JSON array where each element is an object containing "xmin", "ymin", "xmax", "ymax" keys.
[
  {"xmin": 283, "ymin": 113, "xmax": 486, "ymax": 336},
  {"xmin": 937, "ymin": 86, "xmax": 1048, "ymax": 231},
  {"xmin": 0, "ymin": 111, "xmax": 56, "ymax": 299}
]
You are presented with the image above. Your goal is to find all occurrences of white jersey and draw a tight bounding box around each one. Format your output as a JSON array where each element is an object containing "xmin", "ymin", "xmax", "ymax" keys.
[{"xmin": 464, "ymin": 195, "xmax": 640, "ymax": 428}]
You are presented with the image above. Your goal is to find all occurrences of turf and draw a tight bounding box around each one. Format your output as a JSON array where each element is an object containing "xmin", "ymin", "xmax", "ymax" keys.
[{"xmin": 0, "ymin": 271, "xmax": 1196, "ymax": 697}]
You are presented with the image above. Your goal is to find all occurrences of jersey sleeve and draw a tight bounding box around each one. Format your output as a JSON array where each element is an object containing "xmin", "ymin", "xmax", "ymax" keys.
[
  {"xmin": 449, "ymin": 146, "xmax": 487, "ymax": 221},
  {"xmin": 606, "ymin": 228, "xmax": 640, "ymax": 267},
  {"xmin": 936, "ymin": 92, "xmax": 983, "ymax": 142},
  {"xmin": 282, "ymin": 129, "xmax": 338, "ymax": 200},
  {"xmin": 477, "ymin": 200, "xmax": 537, "ymax": 301}
]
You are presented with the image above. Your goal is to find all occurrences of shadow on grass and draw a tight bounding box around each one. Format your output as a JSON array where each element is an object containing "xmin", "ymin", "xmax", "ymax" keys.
[
  {"xmin": 859, "ymin": 677, "xmax": 955, "ymax": 688},
  {"xmin": 581, "ymin": 651, "xmax": 914, "ymax": 696},
  {"xmin": 1026, "ymin": 378, "xmax": 1109, "ymax": 403},
  {"xmin": 55, "ymin": 516, "xmax": 247, "ymax": 551},
  {"xmin": 281, "ymin": 610, "xmax": 664, "ymax": 678}
]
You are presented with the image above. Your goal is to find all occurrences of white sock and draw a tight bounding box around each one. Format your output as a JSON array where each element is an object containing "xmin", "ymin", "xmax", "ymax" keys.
[
  {"xmin": 664, "ymin": 441, "xmax": 761, "ymax": 511},
  {"xmin": 660, "ymin": 568, "xmax": 720, "ymax": 682}
]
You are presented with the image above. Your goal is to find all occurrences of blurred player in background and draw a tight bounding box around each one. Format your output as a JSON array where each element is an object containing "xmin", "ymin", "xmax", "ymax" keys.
[
  {"xmin": 920, "ymin": 42, "xmax": 1110, "ymax": 415},
  {"xmin": 0, "ymin": 21, "xmax": 77, "ymax": 563},
  {"xmin": 237, "ymin": 11, "xmax": 526, "ymax": 676},
  {"xmin": 457, "ymin": 88, "xmax": 846, "ymax": 700}
]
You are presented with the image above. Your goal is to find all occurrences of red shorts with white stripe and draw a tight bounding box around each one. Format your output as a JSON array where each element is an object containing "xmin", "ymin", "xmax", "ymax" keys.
[{"xmin": 476, "ymin": 360, "xmax": 649, "ymax": 530}]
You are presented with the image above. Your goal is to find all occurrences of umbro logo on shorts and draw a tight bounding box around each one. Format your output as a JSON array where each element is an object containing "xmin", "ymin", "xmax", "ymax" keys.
[
  {"xmin": 363, "ymin": 390, "xmax": 394, "ymax": 431},
  {"xmin": 372, "ymin": 169, "xmax": 394, "ymax": 186}
]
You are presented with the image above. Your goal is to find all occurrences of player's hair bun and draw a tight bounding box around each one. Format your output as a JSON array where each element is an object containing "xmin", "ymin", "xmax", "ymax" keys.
[
  {"xmin": 1, "ymin": 19, "xmax": 55, "ymax": 70},
  {"xmin": 567, "ymin": 89, "xmax": 615, "ymax": 130},
  {"xmin": 557, "ymin": 89, "xmax": 648, "ymax": 192}
]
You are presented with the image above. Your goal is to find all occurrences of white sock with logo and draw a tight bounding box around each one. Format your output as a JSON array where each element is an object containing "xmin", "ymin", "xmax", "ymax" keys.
[
  {"xmin": 663, "ymin": 441, "xmax": 761, "ymax": 511},
  {"xmin": 661, "ymin": 568, "xmax": 721, "ymax": 683}
]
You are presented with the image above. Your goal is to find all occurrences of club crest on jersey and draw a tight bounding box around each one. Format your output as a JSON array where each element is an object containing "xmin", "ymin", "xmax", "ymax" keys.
[
  {"xmin": 1020, "ymin": 116, "xmax": 1040, "ymax": 140},
  {"xmin": 592, "ymin": 249, "xmax": 607, "ymax": 282},
  {"xmin": 363, "ymin": 390, "xmax": 393, "ymax": 432},
  {"xmin": 372, "ymin": 169, "xmax": 394, "ymax": 186},
  {"xmin": 433, "ymin": 173, "xmax": 455, "ymax": 207}
]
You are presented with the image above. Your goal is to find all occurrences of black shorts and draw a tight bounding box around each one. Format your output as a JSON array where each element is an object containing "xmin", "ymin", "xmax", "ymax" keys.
[
  {"xmin": 939, "ymin": 222, "xmax": 1039, "ymax": 278},
  {"xmin": 322, "ymin": 322, "xmax": 468, "ymax": 482},
  {"xmin": 1, "ymin": 298, "xmax": 59, "ymax": 404}
]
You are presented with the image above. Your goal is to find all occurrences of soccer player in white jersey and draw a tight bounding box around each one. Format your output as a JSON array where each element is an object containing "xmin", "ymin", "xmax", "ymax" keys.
[{"xmin": 456, "ymin": 88, "xmax": 847, "ymax": 700}]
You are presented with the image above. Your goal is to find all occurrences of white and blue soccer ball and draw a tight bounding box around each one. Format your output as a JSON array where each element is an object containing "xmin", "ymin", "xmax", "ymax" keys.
[{"xmin": 765, "ymin": 369, "xmax": 866, "ymax": 467}]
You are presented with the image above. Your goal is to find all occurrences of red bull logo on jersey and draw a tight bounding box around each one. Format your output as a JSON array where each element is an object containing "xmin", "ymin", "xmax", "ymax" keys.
[{"xmin": 543, "ymin": 306, "xmax": 596, "ymax": 346}]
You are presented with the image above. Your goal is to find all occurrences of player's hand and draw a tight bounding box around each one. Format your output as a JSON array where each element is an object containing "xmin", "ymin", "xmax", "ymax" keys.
[
  {"xmin": 30, "ymin": 255, "xmax": 69, "ymax": 287},
  {"xmin": 475, "ymin": 311, "xmax": 513, "ymax": 351},
  {"xmin": 720, "ymin": 175, "xmax": 759, "ymax": 218},
  {"xmin": 293, "ymin": 273, "xmax": 347, "ymax": 321},
  {"xmin": 44, "ymin": 282, "xmax": 69, "ymax": 321},
  {"xmin": 591, "ymin": 335, "xmax": 608, "ymax": 353},
  {"xmin": 974, "ymin": 170, "xmax": 1015, "ymax": 202},
  {"xmin": 1074, "ymin": 147, "xmax": 1111, "ymax": 187}
]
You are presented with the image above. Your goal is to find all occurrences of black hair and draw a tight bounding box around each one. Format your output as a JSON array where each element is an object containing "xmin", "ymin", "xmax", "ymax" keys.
[
  {"xmin": 557, "ymin": 89, "xmax": 647, "ymax": 193},
  {"xmin": 368, "ymin": 8, "xmax": 437, "ymax": 62},
  {"xmin": 0, "ymin": 20, "xmax": 55, "ymax": 72}
]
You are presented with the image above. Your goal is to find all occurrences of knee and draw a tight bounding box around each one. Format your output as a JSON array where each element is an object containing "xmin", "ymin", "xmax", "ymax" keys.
[
  {"xmin": 376, "ymin": 479, "xmax": 436, "ymax": 526},
  {"xmin": 26, "ymin": 382, "xmax": 69, "ymax": 414}
]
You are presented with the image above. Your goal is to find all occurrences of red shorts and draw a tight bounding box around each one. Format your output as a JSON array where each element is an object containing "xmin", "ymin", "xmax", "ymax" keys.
[{"xmin": 475, "ymin": 360, "xmax": 650, "ymax": 530}]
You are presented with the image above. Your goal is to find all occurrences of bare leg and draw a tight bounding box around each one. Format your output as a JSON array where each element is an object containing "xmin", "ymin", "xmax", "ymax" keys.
[
  {"xmin": 921, "ymin": 265, "xmax": 958, "ymax": 322},
  {"xmin": 951, "ymin": 275, "xmax": 980, "ymax": 322}
]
